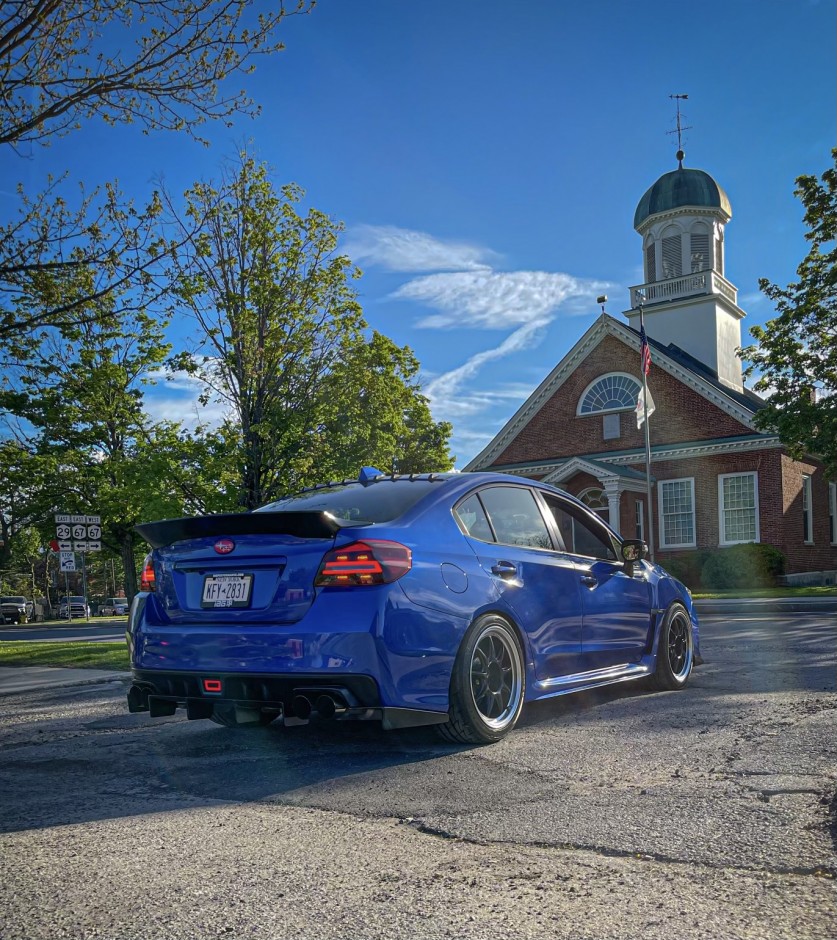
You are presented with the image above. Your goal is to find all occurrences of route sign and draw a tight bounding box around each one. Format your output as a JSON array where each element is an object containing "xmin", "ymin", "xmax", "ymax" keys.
[
  {"xmin": 55, "ymin": 512, "xmax": 102, "ymax": 552},
  {"xmin": 59, "ymin": 551, "xmax": 76, "ymax": 572}
]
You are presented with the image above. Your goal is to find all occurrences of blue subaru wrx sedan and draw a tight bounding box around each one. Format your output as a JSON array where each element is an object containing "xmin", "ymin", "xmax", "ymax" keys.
[{"xmin": 127, "ymin": 469, "xmax": 700, "ymax": 744}]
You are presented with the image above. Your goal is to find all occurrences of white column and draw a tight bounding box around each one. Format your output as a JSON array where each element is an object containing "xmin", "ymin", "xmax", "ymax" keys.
[{"xmin": 603, "ymin": 480, "xmax": 622, "ymax": 536}]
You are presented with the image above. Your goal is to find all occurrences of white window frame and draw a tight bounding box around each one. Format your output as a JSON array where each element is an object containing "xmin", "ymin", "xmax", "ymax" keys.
[
  {"xmin": 802, "ymin": 475, "xmax": 813, "ymax": 543},
  {"xmin": 830, "ymin": 482, "xmax": 837, "ymax": 545},
  {"xmin": 576, "ymin": 373, "xmax": 642, "ymax": 416},
  {"xmin": 658, "ymin": 477, "xmax": 696, "ymax": 549},
  {"xmin": 718, "ymin": 472, "xmax": 760, "ymax": 546}
]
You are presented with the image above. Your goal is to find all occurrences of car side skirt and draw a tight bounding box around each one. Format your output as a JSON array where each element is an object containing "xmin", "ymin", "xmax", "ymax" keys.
[{"xmin": 531, "ymin": 660, "xmax": 653, "ymax": 700}]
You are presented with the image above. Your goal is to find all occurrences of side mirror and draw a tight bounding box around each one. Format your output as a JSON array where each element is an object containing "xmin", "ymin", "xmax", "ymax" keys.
[{"xmin": 620, "ymin": 539, "xmax": 648, "ymax": 564}]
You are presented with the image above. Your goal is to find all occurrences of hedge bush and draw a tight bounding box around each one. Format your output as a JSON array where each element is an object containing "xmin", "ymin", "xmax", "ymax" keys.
[
  {"xmin": 660, "ymin": 550, "xmax": 711, "ymax": 591},
  {"xmin": 700, "ymin": 543, "xmax": 786, "ymax": 590}
]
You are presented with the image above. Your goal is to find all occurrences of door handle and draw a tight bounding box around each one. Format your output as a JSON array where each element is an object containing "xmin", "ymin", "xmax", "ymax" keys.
[
  {"xmin": 491, "ymin": 561, "xmax": 517, "ymax": 579},
  {"xmin": 580, "ymin": 574, "xmax": 598, "ymax": 587}
]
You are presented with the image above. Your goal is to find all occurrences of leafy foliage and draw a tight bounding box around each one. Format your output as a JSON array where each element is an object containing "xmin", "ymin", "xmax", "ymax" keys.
[
  {"xmin": 0, "ymin": 286, "xmax": 219, "ymax": 598},
  {"xmin": 0, "ymin": 0, "xmax": 312, "ymax": 344},
  {"xmin": 0, "ymin": 0, "xmax": 313, "ymax": 147},
  {"xmin": 740, "ymin": 149, "xmax": 837, "ymax": 473}
]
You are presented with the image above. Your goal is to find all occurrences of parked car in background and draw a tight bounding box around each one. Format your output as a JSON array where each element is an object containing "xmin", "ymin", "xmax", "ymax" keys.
[
  {"xmin": 127, "ymin": 468, "xmax": 701, "ymax": 743},
  {"xmin": 99, "ymin": 598, "xmax": 129, "ymax": 616},
  {"xmin": 58, "ymin": 596, "xmax": 90, "ymax": 619},
  {"xmin": 0, "ymin": 596, "xmax": 33, "ymax": 624}
]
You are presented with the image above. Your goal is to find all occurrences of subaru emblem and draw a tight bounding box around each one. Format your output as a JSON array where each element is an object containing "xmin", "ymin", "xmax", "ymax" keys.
[{"xmin": 214, "ymin": 538, "xmax": 235, "ymax": 555}]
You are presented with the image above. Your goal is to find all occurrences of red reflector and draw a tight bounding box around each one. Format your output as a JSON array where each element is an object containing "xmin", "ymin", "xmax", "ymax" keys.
[
  {"xmin": 203, "ymin": 679, "xmax": 222, "ymax": 693},
  {"xmin": 140, "ymin": 553, "xmax": 156, "ymax": 592},
  {"xmin": 315, "ymin": 540, "xmax": 412, "ymax": 587}
]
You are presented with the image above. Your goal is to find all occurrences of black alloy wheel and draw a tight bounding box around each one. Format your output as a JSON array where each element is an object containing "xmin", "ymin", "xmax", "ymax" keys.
[
  {"xmin": 649, "ymin": 602, "xmax": 694, "ymax": 691},
  {"xmin": 438, "ymin": 614, "xmax": 525, "ymax": 745}
]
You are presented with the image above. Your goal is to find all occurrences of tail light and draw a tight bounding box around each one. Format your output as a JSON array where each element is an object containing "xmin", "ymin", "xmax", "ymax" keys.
[
  {"xmin": 315, "ymin": 540, "xmax": 412, "ymax": 586},
  {"xmin": 140, "ymin": 553, "xmax": 156, "ymax": 592}
]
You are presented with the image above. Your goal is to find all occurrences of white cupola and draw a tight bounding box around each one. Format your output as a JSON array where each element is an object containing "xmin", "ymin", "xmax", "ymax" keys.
[{"xmin": 624, "ymin": 151, "xmax": 746, "ymax": 391}]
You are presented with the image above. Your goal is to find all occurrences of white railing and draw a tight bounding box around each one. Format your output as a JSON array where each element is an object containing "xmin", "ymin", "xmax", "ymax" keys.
[{"xmin": 630, "ymin": 270, "xmax": 738, "ymax": 308}]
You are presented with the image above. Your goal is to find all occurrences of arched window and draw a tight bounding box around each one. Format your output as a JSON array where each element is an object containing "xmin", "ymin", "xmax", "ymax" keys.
[
  {"xmin": 577, "ymin": 373, "xmax": 641, "ymax": 415},
  {"xmin": 578, "ymin": 487, "xmax": 609, "ymax": 524}
]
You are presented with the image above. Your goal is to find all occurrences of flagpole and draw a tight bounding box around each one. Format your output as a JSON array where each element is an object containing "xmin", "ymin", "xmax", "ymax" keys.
[{"xmin": 638, "ymin": 295, "xmax": 656, "ymax": 563}]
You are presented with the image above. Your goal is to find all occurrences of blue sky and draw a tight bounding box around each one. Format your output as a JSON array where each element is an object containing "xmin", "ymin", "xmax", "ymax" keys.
[{"xmin": 3, "ymin": 0, "xmax": 834, "ymax": 466}]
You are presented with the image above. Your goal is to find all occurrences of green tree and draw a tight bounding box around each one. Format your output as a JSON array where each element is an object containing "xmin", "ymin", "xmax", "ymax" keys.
[
  {"xmin": 0, "ymin": 0, "xmax": 313, "ymax": 343},
  {"xmin": 167, "ymin": 157, "xmax": 453, "ymax": 509},
  {"xmin": 740, "ymin": 149, "xmax": 837, "ymax": 473},
  {"xmin": 319, "ymin": 331, "xmax": 454, "ymax": 477}
]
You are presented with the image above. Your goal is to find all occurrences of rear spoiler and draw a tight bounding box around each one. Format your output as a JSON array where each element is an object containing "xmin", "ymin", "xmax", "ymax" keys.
[{"xmin": 135, "ymin": 511, "xmax": 360, "ymax": 549}]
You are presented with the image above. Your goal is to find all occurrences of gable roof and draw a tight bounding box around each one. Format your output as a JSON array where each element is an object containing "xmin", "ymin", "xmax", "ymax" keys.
[{"xmin": 465, "ymin": 313, "xmax": 768, "ymax": 471}]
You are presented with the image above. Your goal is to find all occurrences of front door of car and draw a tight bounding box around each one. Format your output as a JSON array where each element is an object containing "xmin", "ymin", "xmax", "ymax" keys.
[
  {"xmin": 457, "ymin": 486, "xmax": 584, "ymax": 680},
  {"xmin": 540, "ymin": 493, "xmax": 652, "ymax": 670}
]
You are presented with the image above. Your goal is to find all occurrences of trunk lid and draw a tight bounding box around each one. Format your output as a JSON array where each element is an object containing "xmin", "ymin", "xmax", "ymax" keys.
[{"xmin": 136, "ymin": 511, "xmax": 362, "ymax": 625}]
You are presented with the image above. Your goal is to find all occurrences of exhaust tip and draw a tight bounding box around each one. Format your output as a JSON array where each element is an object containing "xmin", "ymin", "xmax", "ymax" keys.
[
  {"xmin": 127, "ymin": 684, "xmax": 150, "ymax": 713},
  {"xmin": 315, "ymin": 694, "xmax": 336, "ymax": 719},
  {"xmin": 292, "ymin": 694, "xmax": 312, "ymax": 720}
]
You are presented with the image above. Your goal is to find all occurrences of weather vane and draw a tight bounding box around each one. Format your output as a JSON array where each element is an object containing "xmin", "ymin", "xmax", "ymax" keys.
[{"xmin": 667, "ymin": 93, "xmax": 692, "ymax": 167}]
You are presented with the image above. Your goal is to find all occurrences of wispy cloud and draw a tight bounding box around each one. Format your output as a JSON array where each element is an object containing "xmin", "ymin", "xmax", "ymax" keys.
[
  {"xmin": 424, "ymin": 319, "xmax": 551, "ymax": 406},
  {"xmin": 344, "ymin": 224, "xmax": 497, "ymax": 272},
  {"xmin": 394, "ymin": 269, "xmax": 609, "ymax": 329}
]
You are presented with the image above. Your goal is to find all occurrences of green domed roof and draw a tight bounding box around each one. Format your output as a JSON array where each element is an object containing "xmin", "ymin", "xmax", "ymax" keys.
[{"xmin": 634, "ymin": 165, "xmax": 731, "ymax": 229}]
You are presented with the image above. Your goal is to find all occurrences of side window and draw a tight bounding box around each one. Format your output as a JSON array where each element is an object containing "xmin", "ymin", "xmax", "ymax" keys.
[
  {"xmin": 478, "ymin": 486, "xmax": 553, "ymax": 550},
  {"xmin": 542, "ymin": 495, "xmax": 617, "ymax": 561},
  {"xmin": 454, "ymin": 493, "xmax": 495, "ymax": 542}
]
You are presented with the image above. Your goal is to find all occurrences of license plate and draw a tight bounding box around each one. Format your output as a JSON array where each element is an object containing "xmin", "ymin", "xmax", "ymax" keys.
[{"xmin": 201, "ymin": 573, "xmax": 253, "ymax": 608}]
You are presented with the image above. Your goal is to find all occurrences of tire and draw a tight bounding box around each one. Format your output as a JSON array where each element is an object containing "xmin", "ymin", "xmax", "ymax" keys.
[
  {"xmin": 210, "ymin": 706, "xmax": 277, "ymax": 729},
  {"xmin": 648, "ymin": 602, "xmax": 694, "ymax": 691},
  {"xmin": 437, "ymin": 614, "xmax": 526, "ymax": 745}
]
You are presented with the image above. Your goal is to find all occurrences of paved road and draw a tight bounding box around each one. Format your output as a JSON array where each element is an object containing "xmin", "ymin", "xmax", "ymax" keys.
[
  {"xmin": 0, "ymin": 618, "xmax": 127, "ymax": 641},
  {"xmin": 0, "ymin": 609, "xmax": 834, "ymax": 940}
]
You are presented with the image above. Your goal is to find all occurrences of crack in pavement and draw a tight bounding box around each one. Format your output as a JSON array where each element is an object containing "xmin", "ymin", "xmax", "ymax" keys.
[{"xmin": 401, "ymin": 817, "xmax": 837, "ymax": 880}]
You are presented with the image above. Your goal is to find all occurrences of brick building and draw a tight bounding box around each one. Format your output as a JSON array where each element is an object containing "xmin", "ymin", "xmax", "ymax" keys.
[{"xmin": 465, "ymin": 157, "xmax": 837, "ymax": 581}]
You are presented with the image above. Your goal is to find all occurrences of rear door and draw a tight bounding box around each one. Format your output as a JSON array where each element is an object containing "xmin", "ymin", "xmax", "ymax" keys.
[{"xmin": 458, "ymin": 485, "xmax": 584, "ymax": 680}]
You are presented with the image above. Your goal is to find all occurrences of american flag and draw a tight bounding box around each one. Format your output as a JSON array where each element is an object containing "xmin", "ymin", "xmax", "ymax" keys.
[{"xmin": 640, "ymin": 325, "xmax": 651, "ymax": 376}]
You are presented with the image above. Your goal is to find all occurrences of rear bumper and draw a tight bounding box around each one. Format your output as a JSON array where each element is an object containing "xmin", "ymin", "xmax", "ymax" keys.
[
  {"xmin": 127, "ymin": 669, "xmax": 448, "ymax": 730},
  {"xmin": 128, "ymin": 588, "xmax": 468, "ymax": 714}
]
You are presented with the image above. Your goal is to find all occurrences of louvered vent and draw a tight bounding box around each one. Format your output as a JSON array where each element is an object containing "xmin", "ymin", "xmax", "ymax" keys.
[
  {"xmin": 691, "ymin": 232, "xmax": 710, "ymax": 272},
  {"xmin": 645, "ymin": 243, "xmax": 656, "ymax": 282},
  {"xmin": 661, "ymin": 235, "xmax": 682, "ymax": 278}
]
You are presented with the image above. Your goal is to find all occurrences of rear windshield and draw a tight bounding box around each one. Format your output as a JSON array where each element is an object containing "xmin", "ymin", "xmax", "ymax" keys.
[{"xmin": 256, "ymin": 480, "xmax": 445, "ymax": 524}]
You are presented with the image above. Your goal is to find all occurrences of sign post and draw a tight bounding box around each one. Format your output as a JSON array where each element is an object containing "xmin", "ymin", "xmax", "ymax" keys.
[{"xmin": 55, "ymin": 513, "xmax": 101, "ymax": 621}]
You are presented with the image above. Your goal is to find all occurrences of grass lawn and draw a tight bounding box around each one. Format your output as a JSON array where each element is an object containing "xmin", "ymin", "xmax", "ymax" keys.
[
  {"xmin": 692, "ymin": 585, "xmax": 836, "ymax": 599},
  {"xmin": 0, "ymin": 641, "xmax": 129, "ymax": 670}
]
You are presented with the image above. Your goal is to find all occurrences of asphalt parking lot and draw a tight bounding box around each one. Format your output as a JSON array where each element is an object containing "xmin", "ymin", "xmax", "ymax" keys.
[{"xmin": 0, "ymin": 603, "xmax": 834, "ymax": 940}]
